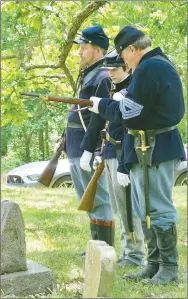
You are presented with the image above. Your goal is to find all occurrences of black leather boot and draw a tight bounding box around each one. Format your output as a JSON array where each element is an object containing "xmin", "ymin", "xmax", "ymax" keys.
[
  {"xmin": 123, "ymin": 222, "xmax": 159, "ymax": 280},
  {"xmin": 142, "ymin": 225, "xmax": 179, "ymax": 284},
  {"xmin": 96, "ymin": 224, "xmax": 115, "ymax": 246}
]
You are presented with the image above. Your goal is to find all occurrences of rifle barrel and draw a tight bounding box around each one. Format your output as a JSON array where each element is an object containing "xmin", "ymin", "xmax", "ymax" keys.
[{"xmin": 20, "ymin": 92, "xmax": 93, "ymax": 107}]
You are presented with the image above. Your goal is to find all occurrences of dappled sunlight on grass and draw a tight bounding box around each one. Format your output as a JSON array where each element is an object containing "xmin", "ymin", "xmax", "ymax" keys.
[{"xmin": 1, "ymin": 182, "xmax": 187, "ymax": 298}]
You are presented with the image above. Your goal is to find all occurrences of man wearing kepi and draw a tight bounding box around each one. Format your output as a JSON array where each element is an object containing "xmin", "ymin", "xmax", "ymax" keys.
[
  {"xmin": 94, "ymin": 49, "xmax": 145, "ymax": 267},
  {"xmin": 65, "ymin": 26, "xmax": 114, "ymax": 249},
  {"xmin": 88, "ymin": 26, "xmax": 185, "ymax": 284}
]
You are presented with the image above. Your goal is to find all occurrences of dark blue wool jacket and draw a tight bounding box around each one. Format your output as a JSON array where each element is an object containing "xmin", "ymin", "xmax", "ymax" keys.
[
  {"xmin": 102, "ymin": 75, "xmax": 130, "ymax": 163},
  {"xmin": 98, "ymin": 47, "xmax": 186, "ymax": 172},
  {"xmin": 66, "ymin": 59, "xmax": 111, "ymax": 158}
]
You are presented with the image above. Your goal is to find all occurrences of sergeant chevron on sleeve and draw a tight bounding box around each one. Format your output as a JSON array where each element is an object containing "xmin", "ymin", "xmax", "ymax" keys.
[{"xmin": 89, "ymin": 25, "xmax": 186, "ymax": 285}]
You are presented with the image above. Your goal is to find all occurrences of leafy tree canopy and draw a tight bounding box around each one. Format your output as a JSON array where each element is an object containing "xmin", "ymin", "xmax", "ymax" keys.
[{"xmin": 2, "ymin": 1, "xmax": 187, "ymax": 161}]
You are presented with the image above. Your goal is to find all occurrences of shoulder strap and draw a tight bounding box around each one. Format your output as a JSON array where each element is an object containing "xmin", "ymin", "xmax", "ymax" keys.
[
  {"xmin": 76, "ymin": 66, "xmax": 102, "ymax": 132},
  {"xmin": 82, "ymin": 66, "xmax": 101, "ymax": 87}
]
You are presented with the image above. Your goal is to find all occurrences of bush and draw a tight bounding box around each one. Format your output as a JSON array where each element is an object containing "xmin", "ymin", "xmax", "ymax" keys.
[{"xmin": 1, "ymin": 155, "xmax": 25, "ymax": 174}]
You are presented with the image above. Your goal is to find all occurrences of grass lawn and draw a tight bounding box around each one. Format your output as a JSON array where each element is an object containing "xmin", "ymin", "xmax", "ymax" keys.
[{"xmin": 1, "ymin": 175, "xmax": 187, "ymax": 298}]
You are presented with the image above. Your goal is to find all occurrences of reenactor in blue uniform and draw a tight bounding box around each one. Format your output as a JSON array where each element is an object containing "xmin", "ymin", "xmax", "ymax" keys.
[
  {"xmin": 88, "ymin": 26, "xmax": 185, "ymax": 284},
  {"xmin": 93, "ymin": 49, "xmax": 145, "ymax": 267},
  {"xmin": 65, "ymin": 26, "xmax": 114, "ymax": 250}
]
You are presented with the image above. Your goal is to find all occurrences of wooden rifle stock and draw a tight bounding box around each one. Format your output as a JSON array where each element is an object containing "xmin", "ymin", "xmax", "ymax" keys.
[
  {"xmin": 38, "ymin": 138, "xmax": 65, "ymax": 187},
  {"xmin": 78, "ymin": 125, "xmax": 107, "ymax": 213},
  {"xmin": 78, "ymin": 162, "xmax": 105, "ymax": 212},
  {"xmin": 20, "ymin": 91, "xmax": 93, "ymax": 107}
]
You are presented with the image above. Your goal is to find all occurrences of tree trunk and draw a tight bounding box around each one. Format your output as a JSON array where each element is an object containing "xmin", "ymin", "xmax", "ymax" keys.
[
  {"xmin": 39, "ymin": 129, "xmax": 45, "ymax": 161},
  {"xmin": 45, "ymin": 123, "xmax": 50, "ymax": 158},
  {"xmin": 23, "ymin": 131, "xmax": 32, "ymax": 162}
]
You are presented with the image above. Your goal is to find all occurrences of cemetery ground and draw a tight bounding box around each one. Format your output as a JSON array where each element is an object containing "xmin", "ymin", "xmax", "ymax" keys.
[{"xmin": 1, "ymin": 171, "xmax": 187, "ymax": 298}]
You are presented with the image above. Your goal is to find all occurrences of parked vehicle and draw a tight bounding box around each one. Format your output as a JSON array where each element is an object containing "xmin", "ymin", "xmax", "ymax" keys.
[
  {"xmin": 6, "ymin": 158, "xmax": 73, "ymax": 188},
  {"xmin": 6, "ymin": 158, "xmax": 187, "ymax": 188},
  {"xmin": 174, "ymin": 160, "xmax": 187, "ymax": 186}
]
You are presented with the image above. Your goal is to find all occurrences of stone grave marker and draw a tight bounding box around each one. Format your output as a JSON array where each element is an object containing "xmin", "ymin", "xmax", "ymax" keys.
[
  {"xmin": 83, "ymin": 240, "xmax": 116, "ymax": 298},
  {"xmin": 1, "ymin": 200, "xmax": 27, "ymax": 274},
  {"xmin": 1, "ymin": 200, "xmax": 55, "ymax": 297}
]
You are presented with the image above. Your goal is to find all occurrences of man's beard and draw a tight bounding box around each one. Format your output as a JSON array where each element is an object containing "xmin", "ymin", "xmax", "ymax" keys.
[{"xmin": 79, "ymin": 58, "xmax": 88, "ymax": 70}]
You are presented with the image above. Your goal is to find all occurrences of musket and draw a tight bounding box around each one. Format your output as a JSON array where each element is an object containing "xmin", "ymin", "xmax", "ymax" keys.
[
  {"xmin": 78, "ymin": 129, "xmax": 107, "ymax": 213},
  {"xmin": 38, "ymin": 136, "xmax": 65, "ymax": 187},
  {"xmin": 20, "ymin": 92, "xmax": 93, "ymax": 107},
  {"xmin": 136, "ymin": 130, "xmax": 151, "ymax": 229},
  {"xmin": 77, "ymin": 161, "xmax": 105, "ymax": 212}
]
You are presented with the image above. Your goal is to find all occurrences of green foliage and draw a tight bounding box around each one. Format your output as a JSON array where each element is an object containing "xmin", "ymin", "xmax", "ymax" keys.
[
  {"xmin": 1, "ymin": 155, "xmax": 24, "ymax": 175},
  {"xmin": 2, "ymin": 1, "xmax": 187, "ymax": 162}
]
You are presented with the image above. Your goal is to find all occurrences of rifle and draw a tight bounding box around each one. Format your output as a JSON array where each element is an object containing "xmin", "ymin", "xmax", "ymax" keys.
[
  {"xmin": 38, "ymin": 136, "xmax": 65, "ymax": 187},
  {"xmin": 78, "ymin": 161, "xmax": 105, "ymax": 212},
  {"xmin": 20, "ymin": 92, "xmax": 93, "ymax": 107},
  {"xmin": 78, "ymin": 127, "xmax": 107, "ymax": 213}
]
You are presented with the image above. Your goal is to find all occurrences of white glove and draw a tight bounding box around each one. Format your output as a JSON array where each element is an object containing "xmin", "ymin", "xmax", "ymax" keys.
[
  {"xmin": 93, "ymin": 155, "xmax": 102, "ymax": 170},
  {"xmin": 80, "ymin": 150, "xmax": 93, "ymax": 172},
  {"xmin": 113, "ymin": 89, "xmax": 128, "ymax": 101},
  {"xmin": 88, "ymin": 96, "xmax": 102, "ymax": 114},
  {"xmin": 117, "ymin": 172, "xmax": 130, "ymax": 187}
]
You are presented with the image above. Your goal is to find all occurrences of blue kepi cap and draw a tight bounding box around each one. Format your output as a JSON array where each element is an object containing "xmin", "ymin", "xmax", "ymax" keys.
[
  {"xmin": 115, "ymin": 26, "xmax": 145, "ymax": 54},
  {"xmin": 103, "ymin": 49, "xmax": 125, "ymax": 68},
  {"xmin": 74, "ymin": 26, "xmax": 109, "ymax": 50}
]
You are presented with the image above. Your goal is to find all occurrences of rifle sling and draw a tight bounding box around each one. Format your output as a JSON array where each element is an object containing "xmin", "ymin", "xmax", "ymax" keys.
[{"xmin": 76, "ymin": 65, "xmax": 102, "ymax": 131}]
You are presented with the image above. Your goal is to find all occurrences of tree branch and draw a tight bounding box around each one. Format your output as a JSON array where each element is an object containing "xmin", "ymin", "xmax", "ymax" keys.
[
  {"xmin": 58, "ymin": 1, "xmax": 108, "ymax": 66},
  {"xmin": 25, "ymin": 75, "xmax": 66, "ymax": 80},
  {"xmin": 28, "ymin": 1, "xmax": 68, "ymax": 34},
  {"xmin": 23, "ymin": 64, "xmax": 61, "ymax": 71},
  {"xmin": 2, "ymin": 55, "xmax": 17, "ymax": 60},
  {"xmin": 170, "ymin": 1, "xmax": 177, "ymax": 8},
  {"xmin": 62, "ymin": 64, "xmax": 76, "ymax": 91}
]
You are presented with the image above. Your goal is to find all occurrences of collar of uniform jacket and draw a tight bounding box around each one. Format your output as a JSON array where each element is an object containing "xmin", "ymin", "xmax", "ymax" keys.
[
  {"xmin": 138, "ymin": 47, "xmax": 173, "ymax": 66},
  {"xmin": 115, "ymin": 75, "xmax": 131, "ymax": 92},
  {"xmin": 83, "ymin": 58, "xmax": 105, "ymax": 77}
]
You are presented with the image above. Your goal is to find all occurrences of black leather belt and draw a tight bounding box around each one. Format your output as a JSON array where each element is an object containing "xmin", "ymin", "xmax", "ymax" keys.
[
  {"xmin": 67, "ymin": 122, "xmax": 83, "ymax": 129},
  {"xmin": 127, "ymin": 126, "xmax": 176, "ymax": 136}
]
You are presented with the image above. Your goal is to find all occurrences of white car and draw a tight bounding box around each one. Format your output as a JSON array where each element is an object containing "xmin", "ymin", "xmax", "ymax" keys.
[
  {"xmin": 6, "ymin": 158, "xmax": 73, "ymax": 188},
  {"xmin": 6, "ymin": 158, "xmax": 187, "ymax": 188}
]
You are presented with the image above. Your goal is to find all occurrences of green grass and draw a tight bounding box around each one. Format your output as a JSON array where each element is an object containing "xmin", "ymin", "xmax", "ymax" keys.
[{"xmin": 1, "ymin": 175, "xmax": 187, "ymax": 298}]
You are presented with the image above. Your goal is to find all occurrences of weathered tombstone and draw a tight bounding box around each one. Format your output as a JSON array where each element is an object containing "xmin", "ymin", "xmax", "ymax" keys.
[
  {"xmin": 83, "ymin": 240, "xmax": 116, "ymax": 298},
  {"xmin": 1, "ymin": 200, "xmax": 27, "ymax": 274},
  {"xmin": 1, "ymin": 200, "xmax": 55, "ymax": 297}
]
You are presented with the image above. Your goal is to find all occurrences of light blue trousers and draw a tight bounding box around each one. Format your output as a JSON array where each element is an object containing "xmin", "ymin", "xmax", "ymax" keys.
[
  {"xmin": 130, "ymin": 159, "xmax": 180, "ymax": 230},
  {"xmin": 105, "ymin": 158, "xmax": 145, "ymax": 266},
  {"xmin": 68, "ymin": 157, "xmax": 114, "ymax": 222}
]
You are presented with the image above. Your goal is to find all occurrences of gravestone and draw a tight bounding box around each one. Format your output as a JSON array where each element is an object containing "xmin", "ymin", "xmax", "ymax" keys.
[
  {"xmin": 1, "ymin": 200, "xmax": 27, "ymax": 274},
  {"xmin": 1, "ymin": 200, "xmax": 55, "ymax": 297},
  {"xmin": 83, "ymin": 240, "xmax": 116, "ymax": 298}
]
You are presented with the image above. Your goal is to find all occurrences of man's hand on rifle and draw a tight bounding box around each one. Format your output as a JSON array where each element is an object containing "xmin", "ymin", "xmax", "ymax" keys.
[
  {"xmin": 89, "ymin": 90, "xmax": 128, "ymax": 114},
  {"xmin": 93, "ymin": 155, "xmax": 102, "ymax": 170},
  {"xmin": 117, "ymin": 172, "xmax": 130, "ymax": 187},
  {"xmin": 80, "ymin": 150, "xmax": 93, "ymax": 172},
  {"xmin": 88, "ymin": 96, "xmax": 102, "ymax": 114}
]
